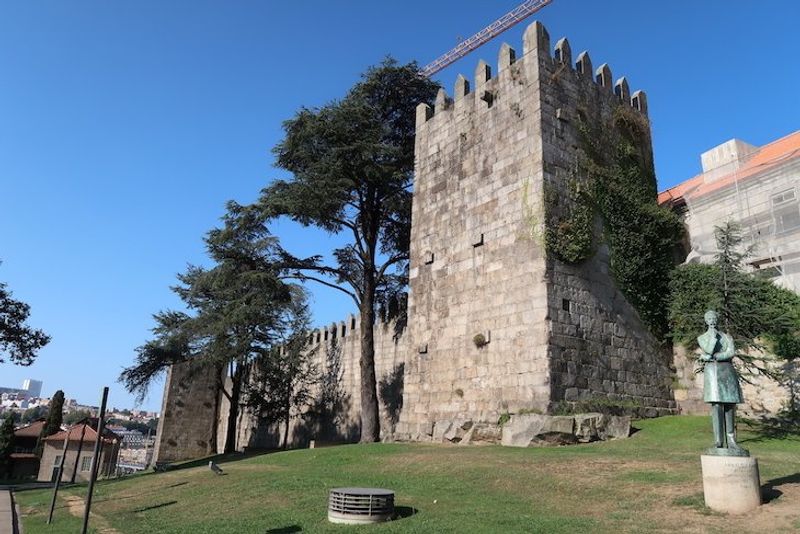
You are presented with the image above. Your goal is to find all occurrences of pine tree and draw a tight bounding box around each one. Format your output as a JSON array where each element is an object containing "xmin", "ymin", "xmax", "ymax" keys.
[
  {"xmin": 669, "ymin": 221, "xmax": 800, "ymax": 377},
  {"xmin": 0, "ymin": 416, "xmax": 15, "ymax": 478},
  {"xmin": 36, "ymin": 390, "xmax": 64, "ymax": 457},
  {"xmin": 260, "ymin": 59, "xmax": 440, "ymax": 442},
  {"xmin": 120, "ymin": 202, "xmax": 302, "ymax": 453},
  {"xmin": 243, "ymin": 299, "xmax": 319, "ymax": 449}
]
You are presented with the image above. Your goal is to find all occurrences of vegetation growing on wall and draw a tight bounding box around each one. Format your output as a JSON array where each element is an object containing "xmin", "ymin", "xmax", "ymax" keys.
[{"xmin": 545, "ymin": 105, "xmax": 684, "ymax": 340}]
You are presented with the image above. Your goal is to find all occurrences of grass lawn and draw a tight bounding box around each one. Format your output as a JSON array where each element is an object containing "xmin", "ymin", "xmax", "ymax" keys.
[{"xmin": 14, "ymin": 416, "xmax": 800, "ymax": 533}]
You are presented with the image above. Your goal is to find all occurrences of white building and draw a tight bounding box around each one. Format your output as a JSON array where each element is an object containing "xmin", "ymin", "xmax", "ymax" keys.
[{"xmin": 660, "ymin": 130, "xmax": 800, "ymax": 292}]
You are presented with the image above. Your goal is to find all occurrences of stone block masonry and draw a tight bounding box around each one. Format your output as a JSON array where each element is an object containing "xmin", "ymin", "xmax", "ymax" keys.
[
  {"xmin": 229, "ymin": 315, "xmax": 409, "ymax": 451},
  {"xmin": 156, "ymin": 20, "xmax": 680, "ymax": 461},
  {"xmin": 398, "ymin": 20, "xmax": 675, "ymax": 440},
  {"xmin": 152, "ymin": 359, "xmax": 220, "ymax": 464}
]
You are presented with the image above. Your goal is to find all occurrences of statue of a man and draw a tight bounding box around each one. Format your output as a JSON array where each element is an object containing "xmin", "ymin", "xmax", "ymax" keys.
[{"xmin": 697, "ymin": 310, "xmax": 747, "ymax": 456}]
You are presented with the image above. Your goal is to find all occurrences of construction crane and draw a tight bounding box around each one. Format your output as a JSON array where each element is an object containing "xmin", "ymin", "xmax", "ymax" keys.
[{"xmin": 420, "ymin": 0, "xmax": 553, "ymax": 78}]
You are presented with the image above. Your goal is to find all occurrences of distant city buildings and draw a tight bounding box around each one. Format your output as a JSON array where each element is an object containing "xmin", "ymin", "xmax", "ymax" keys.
[
  {"xmin": 0, "ymin": 378, "xmax": 44, "ymax": 401},
  {"xmin": 660, "ymin": 130, "xmax": 800, "ymax": 292},
  {"xmin": 1, "ymin": 379, "xmax": 159, "ymax": 480},
  {"xmin": 0, "ymin": 379, "xmax": 47, "ymax": 413}
]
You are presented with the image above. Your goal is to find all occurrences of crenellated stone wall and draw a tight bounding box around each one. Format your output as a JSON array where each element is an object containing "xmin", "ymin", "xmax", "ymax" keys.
[
  {"xmin": 397, "ymin": 21, "xmax": 675, "ymax": 441},
  {"xmin": 535, "ymin": 31, "xmax": 674, "ymax": 416},
  {"xmin": 228, "ymin": 316, "xmax": 410, "ymax": 451}
]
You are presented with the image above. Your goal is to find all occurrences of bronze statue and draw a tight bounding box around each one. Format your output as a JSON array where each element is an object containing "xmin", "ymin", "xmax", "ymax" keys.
[{"xmin": 697, "ymin": 310, "xmax": 748, "ymax": 456}]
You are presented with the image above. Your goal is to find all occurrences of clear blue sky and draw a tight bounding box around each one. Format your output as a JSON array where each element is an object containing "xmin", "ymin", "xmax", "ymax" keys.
[{"xmin": 2, "ymin": 0, "xmax": 798, "ymax": 412}]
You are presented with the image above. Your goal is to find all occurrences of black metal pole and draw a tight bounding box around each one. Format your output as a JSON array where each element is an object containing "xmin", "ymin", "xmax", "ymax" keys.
[
  {"xmin": 81, "ymin": 386, "xmax": 109, "ymax": 534},
  {"xmin": 47, "ymin": 425, "xmax": 72, "ymax": 524}
]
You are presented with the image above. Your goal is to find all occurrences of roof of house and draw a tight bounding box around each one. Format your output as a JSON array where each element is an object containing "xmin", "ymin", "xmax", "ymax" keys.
[
  {"xmin": 658, "ymin": 130, "xmax": 800, "ymax": 206},
  {"xmin": 10, "ymin": 453, "xmax": 38, "ymax": 460},
  {"xmin": 13, "ymin": 420, "xmax": 46, "ymax": 438},
  {"xmin": 43, "ymin": 418, "xmax": 120, "ymax": 445}
]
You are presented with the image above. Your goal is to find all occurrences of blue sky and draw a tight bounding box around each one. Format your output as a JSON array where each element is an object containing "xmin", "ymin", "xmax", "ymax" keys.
[{"xmin": 2, "ymin": 0, "xmax": 798, "ymax": 412}]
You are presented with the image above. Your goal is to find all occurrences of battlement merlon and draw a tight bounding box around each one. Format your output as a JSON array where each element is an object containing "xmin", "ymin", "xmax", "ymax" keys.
[{"xmin": 415, "ymin": 20, "xmax": 649, "ymax": 132}]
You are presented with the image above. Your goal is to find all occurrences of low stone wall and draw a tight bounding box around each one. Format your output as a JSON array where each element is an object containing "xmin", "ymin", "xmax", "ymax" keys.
[{"xmin": 672, "ymin": 345, "xmax": 796, "ymax": 417}]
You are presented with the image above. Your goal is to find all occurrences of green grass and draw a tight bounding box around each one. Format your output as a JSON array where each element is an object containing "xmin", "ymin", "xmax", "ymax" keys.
[
  {"xmin": 672, "ymin": 493, "xmax": 718, "ymax": 516},
  {"xmin": 14, "ymin": 416, "xmax": 800, "ymax": 533},
  {"xmin": 12, "ymin": 489, "xmax": 93, "ymax": 533}
]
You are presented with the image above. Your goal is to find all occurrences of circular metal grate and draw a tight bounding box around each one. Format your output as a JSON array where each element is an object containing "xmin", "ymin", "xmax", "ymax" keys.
[{"xmin": 328, "ymin": 487, "xmax": 395, "ymax": 524}]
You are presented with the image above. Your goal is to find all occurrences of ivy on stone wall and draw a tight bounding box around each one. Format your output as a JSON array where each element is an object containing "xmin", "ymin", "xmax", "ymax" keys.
[{"xmin": 545, "ymin": 105, "xmax": 684, "ymax": 340}]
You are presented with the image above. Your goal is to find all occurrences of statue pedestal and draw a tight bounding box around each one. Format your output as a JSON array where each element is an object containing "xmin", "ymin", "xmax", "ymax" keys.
[{"xmin": 700, "ymin": 455, "xmax": 761, "ymax": 514}]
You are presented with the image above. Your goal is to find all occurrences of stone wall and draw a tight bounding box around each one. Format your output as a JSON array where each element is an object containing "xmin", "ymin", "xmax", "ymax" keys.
[
  {"xmin": 152, "ymin": 360, "xmax": 220, "ymax": 464},
  {"xmin": 231, "ymin": 316, "xmax": 409, "ymax": 451},
  {"xmin": 535, "ymin": 29, "xmax": 675, "ymax": 416},
  {"xmin": 398, "ymin": 20, "xmax": 675, "ymax": 440},
  {"xmin": 398, "ymin": 26, "xmax": 552, "ymax": 440},
  {"xmin": 672, "ymin": 345, "xmax": 797, "ymax": 417}
]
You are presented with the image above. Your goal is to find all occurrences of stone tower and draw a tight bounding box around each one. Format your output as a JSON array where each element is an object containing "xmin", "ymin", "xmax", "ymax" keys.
[{"xmin": 396, "ymin": 21, "xmax": 675, "ymax": 440}]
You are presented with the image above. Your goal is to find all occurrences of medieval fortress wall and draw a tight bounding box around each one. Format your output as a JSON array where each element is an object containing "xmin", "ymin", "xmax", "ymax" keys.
[
  {"xmin": 227, "ymin": 316, "xmax": 410, "ymax": 451},
  {"xmin": 155, "ymin": 313, "xmax": 410, "ymax": 459},
  {"xmin": 153, "ymin": 360, "xmax": 220, "ymax": 463},
  {"xmin": 396, "ymin": 21, "xmax": 674, "ymax": 442},
  {"xmin": 154, "ymin": 20, "xmax": 784, "ymax": 461}
]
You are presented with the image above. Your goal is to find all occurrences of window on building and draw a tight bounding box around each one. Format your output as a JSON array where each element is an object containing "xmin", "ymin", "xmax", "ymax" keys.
[
  {"xmin": 772, "ymin": 188, "xmax": 800, "ymax": 234},
  {"xmin": 772, "ymin": 188, "xmax": 797, "ymax": 206},
  {"xmin": 776, "ymin": 207, "xmax": 800, "ymax": 234},
  {"xmin": 81, "ymin": 456, "xmax": 93, "ymax": 472},
  {"xmin": 53, "ymin": 455, "xmax": 62, "ymax": 466}
]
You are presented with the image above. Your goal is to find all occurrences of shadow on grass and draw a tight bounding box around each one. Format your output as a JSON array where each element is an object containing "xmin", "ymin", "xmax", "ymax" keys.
[
  {"xmin": 762, "ymin": 472, "xmax": 800, "ymax": 504},
  {"xmin": 266, "ymin": 526, "xmax": 302, "ymax": 533},
  {"xmin": 158, "ymin": 449, "xmax": 279, "ymax": 473},
  {"xmin": 131, "ymin": 500, "xmax": 177, "ymax": 513},
  {"xmin": 395, "ymin": 506, "xmax": 418, "ymax": 519},
  {"xmin": 741, "ymin": 406, "xmax": 800, "ymax": 442}
]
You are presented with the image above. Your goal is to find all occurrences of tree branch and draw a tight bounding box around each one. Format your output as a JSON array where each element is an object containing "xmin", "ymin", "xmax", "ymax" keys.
[
  {"xmin": 377, "ymin": 253, "xmax": 408, "ymax": 281},
  {"xmin": 282, "ymin": 274, "xmax": 360, "ymax": 306}
]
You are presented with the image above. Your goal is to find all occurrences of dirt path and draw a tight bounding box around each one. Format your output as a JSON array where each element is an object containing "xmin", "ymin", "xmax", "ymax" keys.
[{"xmin": 62, "ymin": 495, "xmax": 120, "ymax": 534}]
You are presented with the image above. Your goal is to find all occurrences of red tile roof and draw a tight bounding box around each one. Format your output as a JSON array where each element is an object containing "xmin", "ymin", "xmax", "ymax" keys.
[
  {"xmin": 43, "ymin": 419, "xmax": 119, "ymax": 445},
  {"xmin": 659, "ymin": 130, "xmax": 800, "ymax": 206},
  {"xmin": 10, "ymin": 453, "xmax": 38, "ymax": 460},
  {"xmin": 13, "ymin": 420, "xmax": 46, "ymax": 438}
]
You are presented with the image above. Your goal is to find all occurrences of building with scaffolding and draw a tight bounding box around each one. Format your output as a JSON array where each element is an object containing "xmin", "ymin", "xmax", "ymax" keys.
[
  {"xmin": 662, "ymin": 131, "xmax": 800, "ymax": 416},
  {"xmin": 659, "ymin": 130, "xmax": 800, "ymax": 292}
]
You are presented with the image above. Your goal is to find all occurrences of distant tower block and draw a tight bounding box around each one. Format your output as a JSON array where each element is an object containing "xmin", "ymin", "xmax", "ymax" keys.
[
  {"xmin": 399, "ymin": 20, "xmax": 675, "ymax": 440},
  {"xmin": 22, "ymin": 379, "xmax": 43, "ymax": 398}
]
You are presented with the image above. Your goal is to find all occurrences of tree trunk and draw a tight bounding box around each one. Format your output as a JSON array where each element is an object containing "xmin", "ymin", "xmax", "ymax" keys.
[
  {"xmin": 359, "ymin": 275, "xmax": 380, "ymax": 443},
  {"xmin": 282, "ymin": 388, "xmax": 291, "ymax": 450},
  {"xmin": 210, "ymin": 364, "xmax": 224, "ymax": 455},
  {"xmin": 224, "ymin": 363, "xmax": 244, "ymax": 454}
]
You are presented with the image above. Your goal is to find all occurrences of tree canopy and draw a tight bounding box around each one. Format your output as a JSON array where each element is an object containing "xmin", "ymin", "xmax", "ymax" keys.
[
  {"xmin": 120, "ymin": 201, "xmax": 305, "ymax": 452},
  {"xmin": 259, "ymin": 58, "xmax": 439, "ymax": 441},
  {"xmin": 243, "ymin": 298, "xmax": 319, "ymax": 449},
  {"xmin": 0, "ymin": 416, "xmax": 14, "ymax": 478},
  {"xmin": 36, "ymin": 389, "xmax": 64, "ymax": 457},
  {"xmin": 0, "ymin": 275, "xmax": 50, "ymax": 365},
  {"xmin": 669, "ymin": 222, "xmax": 800, "ymax": 374}
]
